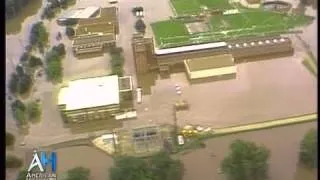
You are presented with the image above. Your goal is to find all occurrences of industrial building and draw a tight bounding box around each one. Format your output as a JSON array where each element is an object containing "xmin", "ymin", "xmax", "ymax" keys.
[
  {"xmin": 132, "ymin": 34, "xmax": 294, "ymax": 84},
  {"xmin": 72, "ymin": 7, "xmax": 119, "ymax": 55},
  {"xmin": 58, "ymin": 75, "xmax": 133, "ymax": 123}
]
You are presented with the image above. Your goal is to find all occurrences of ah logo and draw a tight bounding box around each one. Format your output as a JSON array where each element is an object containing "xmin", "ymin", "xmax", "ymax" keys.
[{"xmin": 28, "ymin": 150, "xmax": 57, "ymax": 173}]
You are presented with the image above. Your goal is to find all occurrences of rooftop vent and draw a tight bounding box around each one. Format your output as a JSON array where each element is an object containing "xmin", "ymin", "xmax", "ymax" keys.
[
  {"xmin": 273, "ymin": 39, "xmax": 278, "ymax": 43},
  {"xmin": 266, "ymin": 40, "xmax": 270, "ymax": 44},
  {"xmin": 250, "ymin": 42, "xmax": 255, "ymax": 46},
  {"xmin": 258, "ymin": 41, "xmax": 263, "ymax": 45}
]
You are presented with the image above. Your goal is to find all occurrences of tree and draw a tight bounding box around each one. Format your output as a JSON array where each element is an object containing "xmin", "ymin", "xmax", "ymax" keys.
[
  {"xmin": 13, "ymin": 108, "xmax": 26, "ymax": 125},
  {"xmin": 30, "ymin": 22, "xmax": 48, "ymax": 50},
  {"xmin": 53, "ymin": 43, "xmax": 66, "ymax": 56},
  {"xmin": 6, "ymin": 155, "xmax": 23, "ymax": 168},
  {"xmin": 110, "ymin": 156, "xmax": 152, "ymax": 180},
  {"xmin": 20, "ymin": 52, "xmax": 30, "ymax": 62},
  {"xmin": 29, "ymin": 55, "xmax": 43, "ymax": 68},
  {"xmin": 9, "ymin": 73, "xmax": 19, "ymax": 94},
  {"xmin": 16, "ymin": 64, "xmax": 24, "ymax": 76},
  {"xmin": 26, "ymin": 101, "xmax": 41, "ymax": 122},
  {"xmin": 135, "ymin": 19, "xmax": 146, "ymax": 33},
  {"xmin": 110, "ymin": 152, "xmax": 183, "ymax": 180},
  {"xmin": 299, "ymin": 128, "xmax": 317, "ymax": 168},
  {"xmin": 149, "ymin": 151, "xmax": 183, "ymax": 180},
  {"xmin": 6, "ymin": 132, "xmax": 15, "ymax": 147},
  {"xmin": 66, "ymin": 27, "xmax": 75, "ymax": 37},
  {"xmin": 11, "ymin": 99, "xmax": 26, "ymax": 111},
  {"xmin": 65, "ymin": 167, "xmax": 90, "ymax": 180},
  {"xmin": 221, "ymin": 139, "xmax": 270, "ymax": 180},
  {"xmin": 16, "ymin": 169, "xmax": 28, "ymax": 180},
  {"xmin": 18, "ymin": 74, "xmax": 32, "ymax": 95},
  {"xmin": 46, "ymin": 60, "xmax": 62, "ymax": 82}
]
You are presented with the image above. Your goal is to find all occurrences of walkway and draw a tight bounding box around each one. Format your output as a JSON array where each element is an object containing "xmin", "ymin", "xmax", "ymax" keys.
[{"xmin": 211, "ymin": 113, "xmax": 317, "ymax": 135}]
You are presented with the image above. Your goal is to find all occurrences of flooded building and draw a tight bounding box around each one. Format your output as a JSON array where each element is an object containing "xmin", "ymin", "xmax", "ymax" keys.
[
  {"xmin": 72, "ymin": 7, "xmax": 119, "ymax": 55},
  {"xmin": 132, "ymin": 34, "xmax": 293, "ymax": 80},
  {"xmin": 115, "ymin": 125, "xmax": 173, "ymax": 156},
  {"xmin": 58, "ymin": 75, "xmax": 133, "ymax": 123},
  {"xmin": 184, "ymin": 54, "xmax": 237, "ymax": 83}
]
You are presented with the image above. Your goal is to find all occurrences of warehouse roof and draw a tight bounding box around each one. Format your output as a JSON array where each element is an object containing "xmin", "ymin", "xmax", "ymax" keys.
[
  {"xmin": 58, "ymin": 75, "xmax": 120, "ymax": 111},
  {"xmin": 184, "ymin": 54, "xmax": 236, "ymax": 80},
  {"xmin": 185, "ymin": 54, "xmax": 235, "ymax": 71},
  {"xmin": 58, "ymin": 6, "xmax": 100, "ymax": 19}
]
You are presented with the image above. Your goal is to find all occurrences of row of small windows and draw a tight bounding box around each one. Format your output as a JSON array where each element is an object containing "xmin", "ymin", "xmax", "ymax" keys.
[{"xmin": 228, "ymin": 38, "xmax": 287, "ymax": 49}]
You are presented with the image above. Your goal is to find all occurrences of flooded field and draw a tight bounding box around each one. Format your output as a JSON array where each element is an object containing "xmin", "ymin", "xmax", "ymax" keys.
[
  {"xmin": 181, "ymin": 122, "xmax": 317, "ymax": 180},
  {"xmin": 6, "ymin": 0, "xmax": 43, "ymax": 34},
  {"xmin": 55, "ymin": 146, "xmax": 114, "ymax": 180}
]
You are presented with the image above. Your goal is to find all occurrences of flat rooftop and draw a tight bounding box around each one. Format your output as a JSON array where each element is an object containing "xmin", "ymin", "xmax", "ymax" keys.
[
  {"xmin": 76, "ymin": 23, "xmax": 115, "ymax": 36},
  {"xmin": 154, "ymin": 42, "xmax": 227, "ymax": 55},
  {"xmin": 185, "ymin": 54, "xmax": 235, "ymax": 71},
  {"xmin": 58, "ymin": 75, "xmax": 120, "ymax": 111},
  {"xmin": 59, "ymin": 6, "xmax": 100, "ymax": 19}
]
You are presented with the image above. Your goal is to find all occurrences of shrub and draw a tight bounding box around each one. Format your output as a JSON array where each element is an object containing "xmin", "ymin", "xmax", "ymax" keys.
[
  {"xmin": 6, "ymin": 132, "xmax": 15, "ymax": 147},
  {"xmin": 66, "ymin": 27, "xmax": 75, "ymax": 37},
  {"xmin": 6, "ymin": 155, "xmax": 23, "ymax": 168},
  {"xmin": 300, "ymin": 128, "xmax": 317, "ymax": 168}
]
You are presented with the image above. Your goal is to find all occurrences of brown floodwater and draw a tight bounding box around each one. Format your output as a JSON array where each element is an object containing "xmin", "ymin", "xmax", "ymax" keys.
[
  {"xmin": 55, "ymin": 146, "xmax": 114, "ymax": 180},
  {"xmin": 51, "ymin": 123, "xmax": 316, "ymax": 180},
  {"xmin": 181, "ymin": 122, "xmax": 317, "ymax": 180}
]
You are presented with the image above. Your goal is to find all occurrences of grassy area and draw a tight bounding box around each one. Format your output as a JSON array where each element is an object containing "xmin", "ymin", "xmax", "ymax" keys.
[
  {"xmin": 170, "ymin": 0, "xmax": 233, "ymax": 16},
  {"xmin": 170, "ymin": 0, "xmax": 202, "ymax": 15},
  {"xmin": 151, "ymin": 20, "xmax": 190, "ymax": 46},
  {"xmin": 302, "ymin": 58, "xmax": 317, "ymax": 76},
  {"xmin": 152, "ymin": 10, "xmax": 313, "ymax": 48},
  {"xmin": 198, "ymin": 0, "xmax": 233, "ymax": 10}
]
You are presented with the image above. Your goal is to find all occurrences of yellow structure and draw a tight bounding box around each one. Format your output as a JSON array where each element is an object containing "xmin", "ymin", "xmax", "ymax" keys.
[{"xmin": 184, "ymin": 54, "xmax": 236, "ymax": 83}]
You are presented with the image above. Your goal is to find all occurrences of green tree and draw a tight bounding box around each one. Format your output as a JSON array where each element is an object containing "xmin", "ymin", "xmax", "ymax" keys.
[
  {"xmin": 29, "ymin": 55, "xmax": 43, "ymax": 68},
  {"xmin": 53, "ymin": 43, "xmax": 66, "ymax": 56},
  {"xmin": 11, "ymin": 99, "xmax": 26, "ymax": 111},
  {"xmin": 20, "ymin": 52, "xmax": 30, "ymax": 62},
  {"xmin": 149, "ymin": 151, "xmax": 183, "ymax": 180},
  {"xmin": 13, "ymin": 108, "xmax": 26, "ymax": 125},
  {"xmin": 26, "ymin": 101, "xmax": 41, "ymax": 123},
  {"xmin": 65, "ymin": 167, "xmax": 90, "ymax": 180},
  {"xmin": 30, "ymin": 22, "xmax": 48, "ymax": 50},
  {"xmin": 110, "ymin": 156, "xmax": 152, "ymax": 180},
  {"xmin": 6, "ymin": 132, "xmax": 15, "ymax": 147},
  {"xmin": 18, "ymin": 74, "xmax": 32, "ymax": 95},
  {"xmin": 46, "ymin": 60, "xmax": 62, "ymax": 82},
  {"xmin": 9, "ymin": 73, "xmax": 19, "ymax": 94},
  {"xmin": 6, "ymin": 155, "xmax": 23, "ymax": 168},
  {"xmin": 66, "ymin": 27, "xmax": 75, "ymax": 37},
  {"xmin": 221, "ymin": 139, "xmax": 270, "ymax": 180},
  {"xmin": 299, "ymin": 128, "xmax": 317, "ymax": 168},
  {"xmin": 16, "ymin": 169, "xmax": 28, "ymax": 180}
]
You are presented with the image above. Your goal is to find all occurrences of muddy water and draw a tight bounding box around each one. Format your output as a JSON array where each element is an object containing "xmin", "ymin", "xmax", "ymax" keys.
[
  {"xmin": 6, "ymin": 0, "xmax": 43, "ymax": 35},
  {"xmin": 181, "ymin": 122, "xmax": 317, "ymax": 180},
  {"xmin": 55, "ymin": 146, "xmax": 114, "ymax": 180}
]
